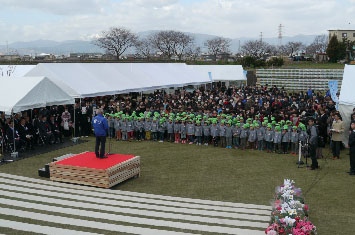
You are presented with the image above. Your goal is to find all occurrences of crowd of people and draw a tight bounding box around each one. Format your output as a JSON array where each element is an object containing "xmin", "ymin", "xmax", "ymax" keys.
[{"xmin": 1, "ymin": 84, "xmax": 354, "ymax": 173}]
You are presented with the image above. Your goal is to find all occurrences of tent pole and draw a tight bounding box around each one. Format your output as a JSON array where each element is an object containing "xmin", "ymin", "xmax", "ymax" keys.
[
  {"xmin": 74, "ymin": 101, "xmax": 76, "ymax": 138},
  {"xmin": 12, "ymin": 110, "xmax": 15, "ymax": 153}
]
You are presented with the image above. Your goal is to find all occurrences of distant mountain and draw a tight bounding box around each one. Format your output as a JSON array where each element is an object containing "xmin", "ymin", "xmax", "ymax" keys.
[
  {"xmin": 0, "ymin": 40, "xmax": 104, "ymax": 55},
  {"xmin": 0, "ymin": 31, "xmax": 318, "ymax": 55}
]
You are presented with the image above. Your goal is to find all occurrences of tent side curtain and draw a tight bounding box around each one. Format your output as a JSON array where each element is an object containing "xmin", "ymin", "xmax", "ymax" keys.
[
  {"xmin": 24, "ymin": 63, "xmax": 212, "ymax": 98},
  {"xmin": 338, "ymin": 65, "xmax": 355, "ymax": 145},
  {"xmin": 339, "ymin": 65, "xmax": 355, "ymax": 106},
  {"xmin": 0, "ymin": 77, "xmax": 75, "ymax": 114}
]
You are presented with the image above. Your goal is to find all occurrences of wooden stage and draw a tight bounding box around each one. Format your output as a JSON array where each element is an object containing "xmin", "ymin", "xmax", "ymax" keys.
[{"xmin": 49, "ymin": 152, "xmax": 140, "ymax": 188}]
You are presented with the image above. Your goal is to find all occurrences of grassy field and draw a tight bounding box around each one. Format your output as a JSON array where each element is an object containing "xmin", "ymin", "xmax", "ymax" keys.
[
  {"xmin": 281, "ymin": 62, "xmax": 345, "ymax": 69},
  {"xmin": 0, "ymin": 138, "xmax": 354, "ymax": 234}
]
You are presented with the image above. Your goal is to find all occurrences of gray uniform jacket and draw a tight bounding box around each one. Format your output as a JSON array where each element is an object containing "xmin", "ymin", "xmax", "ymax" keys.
[
  {"xmin": 273, "ymin": 132, "xmax": 282, "ymax": 143},
  {"xmin": 158, "ymin": 122, "xmax": 166, "ymax": 132},
  {"xmin": 264, "ymin": 130, "xmax": 274, "ymax": 142},
  {"xmin": 232, "ymin": 126, "xmax": 241, "ymax": 137},
  {"xmin": 195, "ymin": 125, "xmax": 203, "ymax": 136},
  {"xmin": 240, "ymin": 128, "xmax": 248, "ymax": 139},
  {"xmin": 282, "ymin": 131, "xmax": 290, "ymax": 142},
  {"xmin": 174, "ymin": 123, "xmax": 180, "ymax": 133},
  {"xmin": 203, "ymin": 125, "xmax": 210, "ymax": 136},
  {"xmin": 187, "ymin": 124, "xmax": 195, "ymax": 135},
  {"xmin": 144, "ymin": 120, "xmax": 151, "ymax": 131},
  {"xmin": 248, "ymin": 129, "xmax": 256, "ymax": 142},
  {"xmin": 290, "ymin": 132, "xmax": 299, "ymax": 143},
  {"xmin": 167, "ymin": 122, "xmax": 174, "ymax": 134},
  {"xmin": 151, "ymin": 121, "xmax": 158, "ymax": 132},
  {"xmin": 136, "ymin": 121, "xmax": 144, "ymax": 131},
  {"xmin": 180, "ymin": 124, "xmax": 187, "ymax": 138},
  {"xmin": 126, "ymin": 121, "xmax": 133, "ymax": 132},
  {"xmin": 309, "ymin": 126, "xmax": 318, "ymax": 145},
  {"xmin": 114, "ymin": 119, "xmax": 121, "ymax": 130},
  {"xmin": 225, "ymin": 126, "xmax": 233, "ymax": 138},
  {"xmin": 210, "ymin": 125, "xmax": 219, "ymax": 137},
  {"xmin": 219, "ymin": 125, "xmax": 226, "ymax": 137},
  {"xmin": 256, "ymin": 128, "xmax": 265, "ymax": 141}
]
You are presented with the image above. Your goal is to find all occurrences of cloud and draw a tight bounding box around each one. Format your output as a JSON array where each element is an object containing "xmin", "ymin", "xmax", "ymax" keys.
[
  {"xmin": 0, "ymin": 0, "xmax": 109, "ymax": 15},
  {"xmin": 0, "ymin": 0, "xmax": 353, "ymax": 42}
]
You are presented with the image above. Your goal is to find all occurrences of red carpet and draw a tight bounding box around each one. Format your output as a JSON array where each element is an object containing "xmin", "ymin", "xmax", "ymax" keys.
[{"xmin": 55, "ymin": 152, "xmax": 136, "ymax": 169}]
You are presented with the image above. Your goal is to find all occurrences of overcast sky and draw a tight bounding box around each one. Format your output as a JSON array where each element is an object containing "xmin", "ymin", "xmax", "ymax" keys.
[{"xmin": 0, "ymin": 0, "xmax": 354, "ymax": 42}]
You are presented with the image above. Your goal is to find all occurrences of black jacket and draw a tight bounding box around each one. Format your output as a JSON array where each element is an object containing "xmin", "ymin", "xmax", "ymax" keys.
[
  {"xmin": 349, "ymin": 130, "xmax": 355, "ymax": 153},
  {"xmin": 18, "ymin": 125, "xmax": 30, "ymax": 140}
]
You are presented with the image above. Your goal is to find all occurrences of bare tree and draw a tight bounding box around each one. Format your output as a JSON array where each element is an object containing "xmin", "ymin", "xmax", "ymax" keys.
[
  {"xmin": 278, "ymin": 41, "xmax": 305, "ymax": 56},
  {"xmin": 150, "ymin": 31, "xmax": 175, "ymax": 59},
  {"xmin": 135, "ymin": 36, "xmax": 155, "ymax": 60},
  {"xmin": 205, "ymin": 37, "xmax": 231, "ymax": 61},
  {"xmin": 172, "ymin": 31, "xmax": 194, "ymax": 60},
  {"xmin": 241, "ymin": 40, "xmax": 272, "ymax": 59},
  {"xmin": 306, "ymin": 35, "xmax": 328, "ymax": 55},
  {"xmin": 150, "ymin": 30, "xmax": 194, "ymax": 60},
  {"xmin": 185, "ymin": 45, "xmax": 201, "ymax": 61},
  {"xmin": 94, "ymin": 27, "xmax": 138, "ymax": 60}
]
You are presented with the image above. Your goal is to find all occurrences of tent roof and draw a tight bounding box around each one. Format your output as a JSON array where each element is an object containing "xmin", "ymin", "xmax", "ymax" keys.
[
  {"xmin": 339, "ymin": 65, "xmax": 355, "ymax": 106},
  {"xmin": 0, "ymin": 76, "xmax": 75, "ymax": 114},
  {"xmin": 188, "ymin": 65, "xmax": 246, "ymax": 81},
  {"xmin": 0, "ymin": 65, "xmax": 36, "ymax": 78},
  {"xmin": 25, "ymin": 63, "xmax": 211, "ymax": 98}
]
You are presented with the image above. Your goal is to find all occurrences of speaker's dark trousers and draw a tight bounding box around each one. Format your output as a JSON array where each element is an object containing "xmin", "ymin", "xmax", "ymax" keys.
[{"xmin": 95, "ymin": 136, "xmax": 106, "ymax": 158}]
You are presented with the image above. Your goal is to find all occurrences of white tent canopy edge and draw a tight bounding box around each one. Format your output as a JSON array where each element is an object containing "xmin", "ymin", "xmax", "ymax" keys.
[
  {"xmin": 0, "ymin": 76, "xmax": 75, "ymax": 114},
  {"xmin": 24, "ymin": 63, "xmax": 212, "ymax": 98}
]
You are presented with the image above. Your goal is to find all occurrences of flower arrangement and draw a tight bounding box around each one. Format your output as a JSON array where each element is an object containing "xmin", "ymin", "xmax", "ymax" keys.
[{"xmin": 265, "ymin": 179, "xmax": 317, "ymax": 235}]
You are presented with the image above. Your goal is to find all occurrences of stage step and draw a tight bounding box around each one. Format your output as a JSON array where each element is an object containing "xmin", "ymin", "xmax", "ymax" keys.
[{"xmin": 0, "ymin": 173, "xmax": 269, "ymax": 235}]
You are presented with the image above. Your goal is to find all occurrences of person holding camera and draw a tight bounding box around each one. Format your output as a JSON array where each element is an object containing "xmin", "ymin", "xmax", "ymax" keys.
[
  {"xmin": 308, "ymin": 118, "xmax": 319, "ymax": 170},
  {"xmin": 330, "ymin": 113, "xmax": 344, "ymax": 160}
]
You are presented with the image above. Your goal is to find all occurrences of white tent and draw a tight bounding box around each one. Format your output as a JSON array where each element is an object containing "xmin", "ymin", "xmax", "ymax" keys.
[
  {"xmin": 25, "ymin": 63, "xmax": 211, "ymax": 98},
  {"xmin": 0, "ymin": 76, "xmax": 75, "ymax": 114},
  {"xmin": 0, "ymin": 65, "xmax": 36, "ymax": 78},
  {"xmin": 188, "ymin": 65, "xmax": 246, "ymax": 82},
  {"xmin": 339, "ymin": 64, "xmax": 355, "ymax": 144}
]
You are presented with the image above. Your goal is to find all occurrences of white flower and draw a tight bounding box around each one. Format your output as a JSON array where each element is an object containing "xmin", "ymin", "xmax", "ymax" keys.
[{"xmin": 284, "ymin": 216, "xmax": 296, "ymax": 226}]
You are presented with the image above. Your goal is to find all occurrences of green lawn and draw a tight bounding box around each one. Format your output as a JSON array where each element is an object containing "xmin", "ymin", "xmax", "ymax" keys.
[
  {"xmin": 1, "ymin": 138, "xmax": 354, "ymax": 235},
  {"xmin": 282, "ymin": 62, "xmax": 345, "ymax": 69}
]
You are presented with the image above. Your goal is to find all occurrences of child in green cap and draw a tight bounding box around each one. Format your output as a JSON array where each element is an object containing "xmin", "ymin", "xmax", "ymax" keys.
[
  {"xmin": 203, "ymin": 121, "xmax": 210, "ymax": 146},
  {"xmin": 180, "ymin": 119, "xmax": 187, "ymax": 144},
  {"xmin": 240, "ymin": 124, "xmax": 249, "ymax": 150},
  {"xmin": 264, "ymin": 124, "xmax": 274, "ymax": 153},
  {"xmin": 248, "ymin": 124, "xmax": 256, "ymax": 150},
  {"xmin": 273, "ymin": 126, "xmax": 282, "ymax": 153},
  {"xmin": 290, "ymin": 126, "xmax": 299, "ymax": 155},
  {"xmin": 225, "ymin": 122, "xmax": 233, "ymax": 149},
  {"xmin": 195, "ymin": 121, "xmax": 203, "ymax": 146}
]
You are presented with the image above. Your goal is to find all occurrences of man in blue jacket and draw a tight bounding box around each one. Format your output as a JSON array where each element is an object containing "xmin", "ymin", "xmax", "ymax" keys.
[{"xmin": 92, "ymin": 109, "xmax": 108, "ymax": 158}]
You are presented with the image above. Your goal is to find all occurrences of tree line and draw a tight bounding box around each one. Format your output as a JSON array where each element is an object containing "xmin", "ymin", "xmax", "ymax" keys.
[
  {"xmin": 93, "ymin": 26, "xmax": 348, "ymax": 63},
  {"xmin": 93, "ymin": 27, "xmax": 231, "ymax": 61}
]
